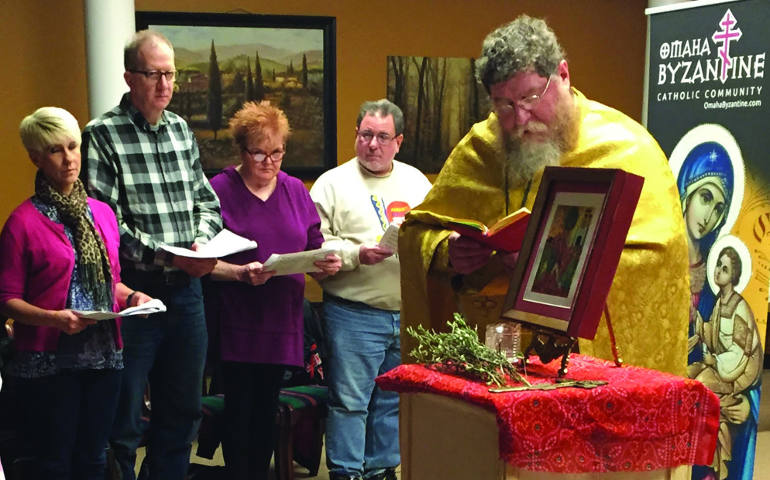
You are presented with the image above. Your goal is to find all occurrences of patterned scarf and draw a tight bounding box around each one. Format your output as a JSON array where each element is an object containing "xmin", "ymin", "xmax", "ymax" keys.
[{"xmin": 35, "ymin": 171, "xmax": 113, "ymax": 310}]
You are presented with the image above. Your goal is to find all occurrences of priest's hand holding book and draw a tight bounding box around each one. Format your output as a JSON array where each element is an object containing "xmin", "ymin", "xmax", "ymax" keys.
[
  {"xmin": 448, "ymin": 232, "xmax": 496, "ymax": 274},
  {"xmin": 448, "ymin": 233, "xmax": 520, "ymax": 275},
  {"xmin": 446, "ymin": 207, "xmax": 529, "ymax": 274}
]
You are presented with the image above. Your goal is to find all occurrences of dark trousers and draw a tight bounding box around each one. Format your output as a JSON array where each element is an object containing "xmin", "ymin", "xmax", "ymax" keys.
[
  {"xmin": 16, "ymin": 369, "xmax": 122, "ymax": 480},
  {"xmin": 110, "ymin": 276, "xmax": 208, "ymax": 480},
  {"xmin": 221, "ymin": 362, "xmax": 285, "ymax": 480}
]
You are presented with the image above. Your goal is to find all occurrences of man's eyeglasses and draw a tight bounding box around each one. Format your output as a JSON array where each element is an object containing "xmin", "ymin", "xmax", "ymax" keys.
[
  {"xmin": 130, "ymin": 70, "xmax": 176, "ymax": 83},
  {"xmin": 357, "ymin": 130, "xmax": 397, "ymax": 146},
  {"xmin": 493, "ymin": 75, "xmax": 552, "ymax": 116},
  {"xmin": 242, "ymin": 147, "xmax": 285, "ymax": 163}
]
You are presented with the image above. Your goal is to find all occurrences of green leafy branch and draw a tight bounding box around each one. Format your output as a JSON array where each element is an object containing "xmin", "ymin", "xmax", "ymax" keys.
[{"xmin": 406, "ymin": 313, "xmax": 531, "ymax": 387}]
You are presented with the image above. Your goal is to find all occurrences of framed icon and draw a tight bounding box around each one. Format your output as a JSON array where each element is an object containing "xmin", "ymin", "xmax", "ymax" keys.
[{"xmin": 501, "ymin": 167, "xmax": 644, "ymax": 339}]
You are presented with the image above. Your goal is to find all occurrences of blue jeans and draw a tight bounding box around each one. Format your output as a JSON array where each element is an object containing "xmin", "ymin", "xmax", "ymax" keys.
[
  {"xmin": 16, "ymin": 369, "xmax": 122, "ymax": 480},
  {"xmin": 110, "ymin": 276, "xmax": 207, "ymax": 480},
  {"xmin": 323, "ymin": 297, "xmax": 401, "ymax": 478}
]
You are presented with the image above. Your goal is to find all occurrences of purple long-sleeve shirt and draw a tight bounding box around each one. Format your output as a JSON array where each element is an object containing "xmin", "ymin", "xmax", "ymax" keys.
[{"xmin": 209, "ymin": 168, "xmax": 323, "ymax": 366}]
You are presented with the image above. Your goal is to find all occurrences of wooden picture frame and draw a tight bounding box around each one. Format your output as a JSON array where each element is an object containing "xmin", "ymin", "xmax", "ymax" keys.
[
  {"xmin": 136, "ymin": 11, "xmax": 337, "ymax": 178},
  {"xmin": 501, "ymin": 167, "xmax": 644, "ymax": 339}
]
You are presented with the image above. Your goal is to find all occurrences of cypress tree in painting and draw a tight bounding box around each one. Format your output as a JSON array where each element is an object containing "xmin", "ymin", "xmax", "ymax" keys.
[
  {"xmin": 246, "ymin": 57, "xmax": 255, "ymax": 101},
  {"xmin": 255, "ymin": 50, "xmax": 265, "ymax": 101},
  {"xmin": 231, "ymin": 70, "xmax": 244, "ymax": 95},
  {"xmin": 301, "ymin": 53, "xmax": 308, "ymax": 88},
  {"xmin": 207, "ymin": 40, "xmax": 223, "ymax": 139}
]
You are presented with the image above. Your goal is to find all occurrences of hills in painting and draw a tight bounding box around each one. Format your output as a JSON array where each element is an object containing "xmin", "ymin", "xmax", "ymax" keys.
[{"xmin": 151, "ymin": 24, "xmax": 328, "ymax": 175}]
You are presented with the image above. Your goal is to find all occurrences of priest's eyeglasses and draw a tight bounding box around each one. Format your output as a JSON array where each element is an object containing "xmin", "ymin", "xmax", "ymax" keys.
[
  {"xmin": 357, "ymin": 131, "xmax": 396, "ymax": 146},
  {"xmin": 130, "ymin": 70, "xmax": 177, "ymax": 83},
  {"xmin": 243, "ymin": 148, "xmax": 285, "ymax": 163},
  {"xmin": 493, "ymin": 75, "xmax": 552, "ymax": 116}
]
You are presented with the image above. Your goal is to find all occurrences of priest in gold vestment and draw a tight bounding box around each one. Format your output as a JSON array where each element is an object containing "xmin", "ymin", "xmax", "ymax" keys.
[{"xmin": 399, "ymin": 15, "xmax": 690, "ymax": 375}]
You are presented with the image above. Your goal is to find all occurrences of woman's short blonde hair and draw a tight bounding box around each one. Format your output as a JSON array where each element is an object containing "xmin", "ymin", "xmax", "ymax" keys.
[
  {"xmin": 229, "ymin": 101, "xmax": 291, "ymax": 150},
  {"xmin": 19, "ymin": 107, "xmax": 81, "ymax": 154}
]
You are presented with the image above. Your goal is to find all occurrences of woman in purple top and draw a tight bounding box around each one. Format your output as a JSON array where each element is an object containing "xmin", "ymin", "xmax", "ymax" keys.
[
  {"xmin": 209, "ymin": 101, "xmax": 340, "ymax": 480},
  {"xmin": 0, "ymin": 107, "xmax": 152, "ymax": 480}
]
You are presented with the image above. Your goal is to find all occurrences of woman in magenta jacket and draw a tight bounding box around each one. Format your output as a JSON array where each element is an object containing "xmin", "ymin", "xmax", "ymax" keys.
[{"xmin": 0, "ymin": 107, "xmax": 152, "ymax": 480}]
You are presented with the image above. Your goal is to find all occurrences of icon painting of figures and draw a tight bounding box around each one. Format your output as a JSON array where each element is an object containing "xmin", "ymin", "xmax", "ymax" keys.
[
  {"xmin": 690, "ymin": 237, "xmax": 763, "ymax": 480},
  {"xmin": 523, "ymin": 191, "xmax": 603, "ymax": 310},
  {"xmin": 647, "ymin": 4, "xmax": 770, "ymax": 476},
  {"xmin": 670, "ymin": 125, "xmax": 761, "ymax": 480},
  {"xmin": 531, "ymin": 205, "xmax": 594, "ymax": 298}
]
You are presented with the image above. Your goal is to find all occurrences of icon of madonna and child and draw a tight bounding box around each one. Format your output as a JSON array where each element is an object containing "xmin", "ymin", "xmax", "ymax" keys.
[{"xmin": 671, "ymin": 124, "xmax": 763, "ymax": 480}]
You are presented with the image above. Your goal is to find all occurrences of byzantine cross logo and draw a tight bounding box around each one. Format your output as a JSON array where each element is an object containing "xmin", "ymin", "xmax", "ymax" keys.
[{"xmin": 711, "ymin": 8, "xmax": 742, "ymax": 84}]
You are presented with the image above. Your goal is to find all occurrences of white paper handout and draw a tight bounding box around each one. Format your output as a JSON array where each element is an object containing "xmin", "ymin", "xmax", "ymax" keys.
[
  {"xmin": 378, "ymin": 223, "xmax": 400, "ymax": 253},
  {"xmin": 74, "ymin": 298, "xmax": 167, "ymax": 321},
  {"xmin": 160, "ymin": 229, "xmax": 257, "ymax": 259},
  {"xmin": 262, "ymin": 248, "xmax": 337, "ymax": 276}
]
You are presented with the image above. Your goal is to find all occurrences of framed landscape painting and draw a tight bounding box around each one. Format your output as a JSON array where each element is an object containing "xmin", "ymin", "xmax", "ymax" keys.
[
  {"xmin": 501, "ymin": 167, "xmax": 644, "ymax": 339},
  {"xmin": 136, "ymin": 11, "xmax": 337, "ymax": 178},
  {"xmin": 387, "ymin": 56, "xmax": 491, "ymax": 174}
]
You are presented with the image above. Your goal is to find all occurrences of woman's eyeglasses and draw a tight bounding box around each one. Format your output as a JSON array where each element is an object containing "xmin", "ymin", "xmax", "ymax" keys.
[{"xmin": 242, "ymin": 148, "xmax": 285, "ymax": 163}]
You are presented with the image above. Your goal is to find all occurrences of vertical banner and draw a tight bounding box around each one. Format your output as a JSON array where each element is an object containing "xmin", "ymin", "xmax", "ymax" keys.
[{"xmin": 646, "ymin": 1, "xmax": 769, "ymax": 479}]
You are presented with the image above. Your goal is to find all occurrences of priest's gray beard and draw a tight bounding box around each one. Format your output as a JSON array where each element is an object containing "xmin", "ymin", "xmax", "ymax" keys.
[
  {"xmin": 503, "ymin": 102, "xmax": 578, "ymax": 189},
  {"xmin": 503, "ymin": 133, "xmax": 561, "ymax": 189}
]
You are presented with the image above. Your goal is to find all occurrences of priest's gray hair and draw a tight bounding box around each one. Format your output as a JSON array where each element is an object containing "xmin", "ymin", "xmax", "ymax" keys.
[{"xmin": 475, "ymin": 15, "xmax": 564, "ymax": 92}]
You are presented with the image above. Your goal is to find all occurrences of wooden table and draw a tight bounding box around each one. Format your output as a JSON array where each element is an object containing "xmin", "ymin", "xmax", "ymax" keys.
[
  {"xmin": 400, "ymin": 392, "xmax": 690, "ymax": 480},
  {"xmin": 376, "ymin": 355, "xmax": 719, "ymax": 480}
]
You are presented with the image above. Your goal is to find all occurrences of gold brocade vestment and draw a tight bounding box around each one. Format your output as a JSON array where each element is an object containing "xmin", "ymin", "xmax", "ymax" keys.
[{"xmin": 399, "ymin": 88, "xmax": 690, "ymax": 375}]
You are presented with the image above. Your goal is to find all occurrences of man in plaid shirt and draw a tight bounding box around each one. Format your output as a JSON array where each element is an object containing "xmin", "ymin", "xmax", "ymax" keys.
[{"xmin": 82, "ymin": 30, "xmax": 221, "ymax": 480}]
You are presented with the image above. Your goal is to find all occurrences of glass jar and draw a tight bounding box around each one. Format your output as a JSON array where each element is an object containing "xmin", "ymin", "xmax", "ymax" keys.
[{"xmin": 485, "ymin": 321, "xmax": 522, "ymax": 364}]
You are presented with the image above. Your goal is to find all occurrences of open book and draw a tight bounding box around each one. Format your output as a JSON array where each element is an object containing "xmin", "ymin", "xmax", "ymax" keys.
[
  {"xmin": 444, "ymin": 207, "xmax": 530, "ymax": 252},
  {"xmin": 74, "ymin": 298, "xmax": 167, "ymax": 321},
  {"xmin": 159, "ymin": 229, "xmax": 258, "ymax": 259}
]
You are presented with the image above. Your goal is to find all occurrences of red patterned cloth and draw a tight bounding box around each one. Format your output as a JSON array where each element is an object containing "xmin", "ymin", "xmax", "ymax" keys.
[{"xmin": 376, "ymin": 354, "xmax": 719, "ymax": 473}]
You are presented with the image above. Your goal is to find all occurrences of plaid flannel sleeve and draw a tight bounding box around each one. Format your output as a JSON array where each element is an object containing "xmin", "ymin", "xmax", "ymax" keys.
[{"xmin": 82, "ymin": 125, "xmax": 166, "ymax": 266}]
